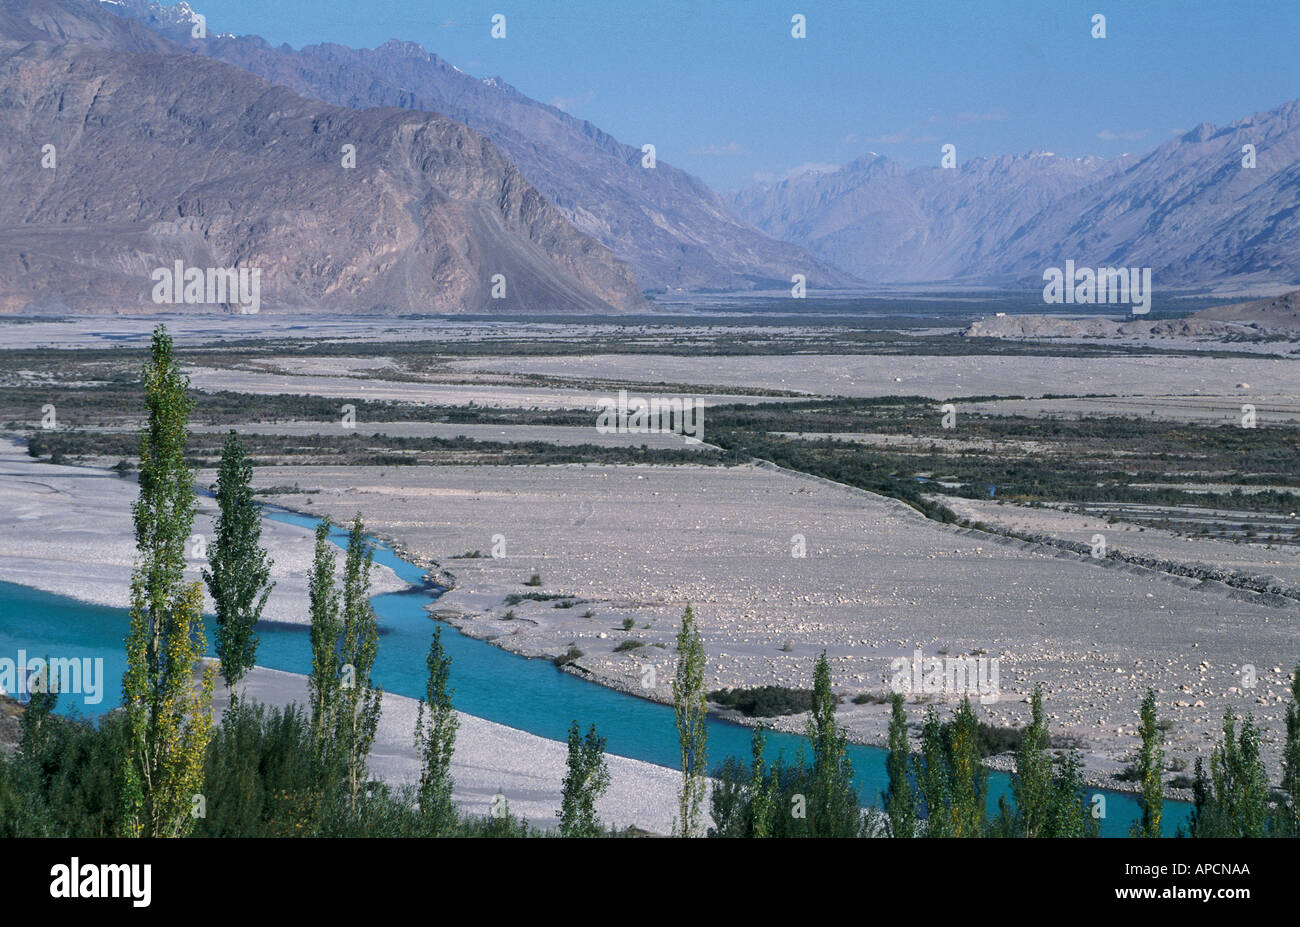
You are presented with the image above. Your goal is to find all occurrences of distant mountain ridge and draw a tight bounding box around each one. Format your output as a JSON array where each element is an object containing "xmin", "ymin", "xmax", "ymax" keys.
[
  {"xmin": 734, "ymin": 150, "xmax": 1130, "ymax": 283},
  {"xmin": 735, "ymin": 101, "xmax": 1300, "ymax": 288},
  {"xmin": 106, "ymin": 0, "xmax": 856, "ymax": 294},
  {"xmin": 0, "ymin": 0, "xmax": 646, "ymax": 314}
]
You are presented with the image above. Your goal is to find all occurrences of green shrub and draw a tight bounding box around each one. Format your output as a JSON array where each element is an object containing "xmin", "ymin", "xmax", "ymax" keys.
[
  {"xmin": 554, "ymin": 646, "xmax": 583, "ymax": 667},
  {"xmin": 707, "ymin": 686, "xmax": 814, "ymax": 718}
]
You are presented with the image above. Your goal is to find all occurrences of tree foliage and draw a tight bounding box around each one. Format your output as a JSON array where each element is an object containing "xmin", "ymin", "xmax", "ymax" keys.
[
  {"xmin": 308, "ymin": 517, "xmax": 343, "ymax": 782},
  {"xmin": 884, "ymin": 693, "xmax": 917, "ymax": 838},
  {"xmin": 1130, "ymin": 688, "xmax": 1164, "ymax": 838},
  {"xmin": 334, "ymin": 515, "xmax": 383, "ymax": 804},
  {"xmin": 203, "ymin": 430, "xmax": 274, "ymax": 692},
  {"xmin": 120, "ymin": 325, "xmax": 215, "ymax": 838},
  {"xmin": 805, "ymin": 651, "xmax": 859, "ymax": 836},
  {"xmin": 558, "ymin": 721, "xmax": 610, "ymax": 837},
  {"xmin": 1191, "ymin": 709, "xmax": 1272, "ymax": 837},
  {"xmin": 672, "ymin": 603, "xmax": 708, "ymax": 836},
  {"xmin": 414, "ymin": 626, "xmax": 458, "ymax": 833}
]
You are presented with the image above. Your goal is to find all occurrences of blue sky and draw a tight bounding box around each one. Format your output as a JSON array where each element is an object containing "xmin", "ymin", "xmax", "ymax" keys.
[{"xmin": 176, "ymin": 0, "xmax": 1299, "ymax": 190}]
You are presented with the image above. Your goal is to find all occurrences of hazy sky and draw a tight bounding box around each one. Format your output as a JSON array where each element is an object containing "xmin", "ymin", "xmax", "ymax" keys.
[{"xmin": 174, "ymin": 0, "xmax": 1299, "ymax": 189}]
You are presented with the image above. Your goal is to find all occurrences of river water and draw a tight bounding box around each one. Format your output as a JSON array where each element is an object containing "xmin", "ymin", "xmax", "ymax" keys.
[{"xmin": 0, "ymin": 508, "xmax": 1191, "ymax": 836}]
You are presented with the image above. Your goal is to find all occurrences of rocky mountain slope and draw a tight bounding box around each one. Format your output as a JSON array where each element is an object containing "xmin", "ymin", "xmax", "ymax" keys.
[
  {"xmin": 1, "ymin": 0, "xmax": 170, "ymax": 49},
  {"xmin": 107, "ymin": 0, "xmax": 855, "ymax": 294},
  {"xmin": 736, "ymin": 101, "xmax": 1300, "ymax": 288},
  {"xmin": 734, "ymin": 151, "xmax": 1129, "ymax": 283},
  {"xmin": 0, "ymin": 0, "xmax": 646, "ymax": 314}
]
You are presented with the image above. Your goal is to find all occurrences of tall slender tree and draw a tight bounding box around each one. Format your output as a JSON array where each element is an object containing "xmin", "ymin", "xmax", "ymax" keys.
[
  {"xmin": 1012, "ymin": 686, "xmax": 1054, "ymax": 837},
  {"xmin": 557, "ymin": 721, "xmax": 610, "ymax": 837},
  {"xmin": 414, "ymin": 626, "xmax": 458, "ymax": 832},
  {"xmin": 120, "ymin": 325, "xmax": 215, "ymax": 837},
  {"xmin": 334, "ymin": 514, "xmax": 383, "ymax": 804},
  {"xmin": 308, "ymin": 517, "xmax": 342, "ymax": 773},
  {"xmin": 1191, "ymin": 709, "xmax": 1271, "ymax": 837},
  {"xmin": 884, "ymin": 693, "xmax": 917, "ymax": 838},
  {"xmin": 672, "ymin": 604, "xmax": 708, "ymax": 837},
  {"xmin": 1049, "ymin": 749, "xmax": 1100, "ymax": 838},
  {"xmin": 916, "ymin": 706, "xmax": 951, "ymax": 837},
  {"xmin": 748, "ymin": 726, "xmax": 774, "ymax": 838},
  {"xmin": 1005, "ymin": 686, "xmax": 1098, "ymax": 838},
  {"xmin": 1131, "ymin": 688, "xmax": 1164, "ymax": 838},
  {"xmin": 806, "ymin": 651, "xmax": 858, "ymax": 836},
  {"xmin": 946, "ymin": 697, "xmax": 987, "ymax": 838},
  {"xmin": 203, "ymin": 430, "xmax": 274, "ymax": 695}
]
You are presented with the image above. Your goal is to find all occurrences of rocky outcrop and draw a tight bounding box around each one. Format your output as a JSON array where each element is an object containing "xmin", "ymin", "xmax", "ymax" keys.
[{"xmin": 0, "ymin": 0, "xmax": 646, "ymax": 314}]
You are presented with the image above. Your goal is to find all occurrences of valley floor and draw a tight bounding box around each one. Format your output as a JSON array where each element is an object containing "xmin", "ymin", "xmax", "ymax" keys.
[{"xmin": 4, "ymin": 312, "xmax": 1299, "ymax": 801}]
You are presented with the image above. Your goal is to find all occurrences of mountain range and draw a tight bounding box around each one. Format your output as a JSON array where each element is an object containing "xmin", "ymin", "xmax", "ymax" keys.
[
  {"xmin": 733, "ymin": 101, "xmax": 1300, "ymax": 287},
  {"xmin": 0, "ymin": 0, "xmax": 655, "ymax": 314},
  {"xmin": 2, "ymin": 0, "xmax": 1297, "ymax": 315},
  {"xmin": 102, "ymin": 0, "xmax": 853, "ymax": 295}
]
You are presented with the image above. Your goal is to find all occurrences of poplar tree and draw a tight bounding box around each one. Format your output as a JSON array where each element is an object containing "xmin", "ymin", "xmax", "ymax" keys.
[
  {"xmin": 1191, "ymin": 710, "xmax": 1270, "ymax": 837},
  {"xmin": 1130, "ymin": 688, "xmax": 1164, "ymax": 838},
  {"xmin": 308, "ymin": 517, "xmax": 342, "ymax": 774},
  {"xmin": 1049, "ymin": 750, "xmax": 1100, "ymax": 838},
  {"xmin": 884, "ymin": 693, "xmax": 917, "ymax": 838},
  {"xmin": 120, "ymin": 325, "xmax": 215, "ymax": 838},
  {"xmin": 414, "ymin": 626, "xmax": 458, "ymax": 833},
  {"xmin": 557, "ymin": 721, "xmax": 610, "ymax": 837},
  {"xmin": 947, "ymin": 697, "xmax": 987, "ymax": 837},
  {"xmin": 748, "ymin": 726, "xmax": 774, "ymax": 838},
  {"xmin": 917, "ymin": 706, "xmax": 951, "ymax": 836},
  {"xmin": 335, "ymin": 514, "xmax": 383, "ymax": 804},
  {"xmin": 672, "ymin": 604, "xmax": 708, "ymax": 836},
  {"xmin": 1008, "ymin": 686, "xmax": 1098, "ymax": 838},
  {"xmin": 806, "ymin": 651, "xmax": 858, "ymax": 836},
  {"xmin": 203, "ymin": 430, "xmax": 274, "ymax": 695},
  {"xmin": 1012, "ymin": 686, "xmax": 1053, "ymax": 837}
]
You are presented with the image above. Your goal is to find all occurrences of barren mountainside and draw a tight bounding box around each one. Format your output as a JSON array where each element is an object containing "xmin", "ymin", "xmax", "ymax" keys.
[
  {"xmin": 106, "ymin": 0, "xmax": 857, "ymax": 293},
  {"xmin": 735, "ymin": 101, "xmax": 1300, "ymax": 288},
  {"xmin": 0, "ymin": 0, "xmax": 646, "ymax": 314},
  {"xmin": 733, "ymin": 151, "xmax": 1128, "ymax": 283}
]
